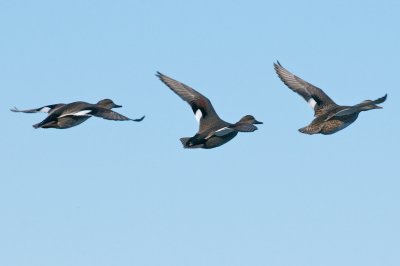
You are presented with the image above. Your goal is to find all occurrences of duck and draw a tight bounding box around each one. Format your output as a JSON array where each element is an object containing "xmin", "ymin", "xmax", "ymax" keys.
[
  {"xmin": 274, "ymin": 61, "xmax": 387, "ymax": 135},
  {"xmin": 156, "ymin": 72, "xmax": 262, "ymax": 149},
  {"xmin": 11, "ymin": 99, "xmax": 145, "ymax": 129}
]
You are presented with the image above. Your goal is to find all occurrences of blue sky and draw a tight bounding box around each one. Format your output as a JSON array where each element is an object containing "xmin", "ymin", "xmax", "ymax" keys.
[{"xmin": 0, "ymin": 0, "xmax": 399, "ymax": 265}]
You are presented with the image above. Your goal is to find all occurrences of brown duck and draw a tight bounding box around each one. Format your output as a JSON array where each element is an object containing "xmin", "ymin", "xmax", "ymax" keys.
[{"xmin": 274, "ymin": 61, "xmax": 387, "ymax": 135}]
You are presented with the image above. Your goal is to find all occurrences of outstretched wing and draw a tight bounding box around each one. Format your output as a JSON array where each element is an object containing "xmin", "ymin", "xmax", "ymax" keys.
[
  {"xmin": 84, "ymin": 107, "xmax": 145, "ymax": 122},
  {"xmin": 10, "ymin": 103, "xmax": 65, "ymax": 114},
  {"xmin": 156, "ymin": 72, "xmax": 223, "ymax": 131},
  {"xmin": 324, "ymin": 94, "xmax": 387, "ymax": 121},
  {"xmin": 205, "ymin": 123, "xmax": 258, "ymax": 139},
  {"xmin": 274, "ymin": 61, "xmax": 337, "ymax": 116}
]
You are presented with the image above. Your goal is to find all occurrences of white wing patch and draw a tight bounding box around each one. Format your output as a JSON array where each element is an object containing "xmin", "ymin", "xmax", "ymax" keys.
[
  {"xmin": 307, "ymin": 98, "xmax": 317, "ymax": 109},
  {"xmin": 332, "ymin": 108, "xmax": 354, "ymax": 117},
  {"xmin": 59, "ymin": 110, "xmax": 92, "ymax": 118},
  {"xmin": 39, "ymin": 107, "xmax": 51, "ymax": 113},
  {"xmin": 73, "ymin": 110, "xmax": 92, "ymax": 116},
  {"xmin": 214, "ymin": 127, "xmax": 234, "ymax": 137},
  {"xmin": 195, "ymin": 109, "xmax": 202, "ymax": 123},
  {"xmin": 204, "ymin": 126, "xmax": 235, "ymax": 140}
]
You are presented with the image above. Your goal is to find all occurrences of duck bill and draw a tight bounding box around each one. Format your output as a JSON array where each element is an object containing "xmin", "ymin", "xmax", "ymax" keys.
[
  {"xmin": 113, "ymin": 104, "xmax": 122, "ymax": 108},
  {"xmin": 254, "ymin": 120, "xmax": 263, "ymax": 124}
]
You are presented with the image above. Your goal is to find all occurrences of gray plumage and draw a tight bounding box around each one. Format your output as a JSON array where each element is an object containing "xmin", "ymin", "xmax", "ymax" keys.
[
  {"xmin": 156, "ymin": 72, "xmax": 262, "ymax": 149},
  {"xmin": 12, "ymin": 99, "xmax": 145, "ymax": 129}
]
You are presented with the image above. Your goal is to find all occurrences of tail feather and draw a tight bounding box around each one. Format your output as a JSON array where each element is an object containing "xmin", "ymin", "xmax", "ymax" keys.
[
  {"xmin": 180, "ymin": 137, "xmax": 193, "ymax": 148},
  {"xmin": 32, "ymin": 120, "xmax": 57, "ymax": 129},
  {"xmin": 179, "ymin": 137, "xmax": 204, "ymax": 149},
  {"xmin": 180, "ymin": 137, "xmax": 190, "ymax": 146},
  {"xmin": 298, "ymin": 126, "xmax": 319, "ymax": 135}
]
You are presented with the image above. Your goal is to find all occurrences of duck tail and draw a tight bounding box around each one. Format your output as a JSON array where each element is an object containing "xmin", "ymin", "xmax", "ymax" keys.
[
  {"xmin": 32, "ymin": 123, "xmax": 41, "ymax": 129},
  {"xmin": 298, "ymin": 126, "xmax": 318, "ymax": 135},
  {"xmin": 180, "ymin": 137, "xmax": 191, "ymax": 148},
  {"xmin": 32, "ymin": 120, "xmax": 56, "ymax": 129},
  {"xmin": 179, "ymin": 137, "xmax": 204, "ymax": 149}
]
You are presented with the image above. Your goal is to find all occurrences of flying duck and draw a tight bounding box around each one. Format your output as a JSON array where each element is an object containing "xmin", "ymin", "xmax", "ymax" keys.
[
  {"xmin": 156, "ymin": 72, "xmax": 262, "ymax": 149},
  {"xmin": 274, "ymin": 61, "xmax": 387, "ymax": 135},
  {"xmin": 11, "ymin": 99, "xmax": 145, "ymax": 129}
]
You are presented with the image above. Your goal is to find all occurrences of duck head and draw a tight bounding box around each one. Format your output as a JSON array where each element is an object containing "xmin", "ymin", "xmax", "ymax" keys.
[
  {"xmin": 97, "ymin": 99, "xmax": 122, "ymax": 109},
  {"xmin": 239, "ymin": 115, "xmax": 263, "ymax": 124},
  {"xmin": 360, "ymin": 101, "xmax": 382, "ymax": 111},
  {"xmin": 360, "ymin": 94, "xmax": 387, "ymax": 111}
]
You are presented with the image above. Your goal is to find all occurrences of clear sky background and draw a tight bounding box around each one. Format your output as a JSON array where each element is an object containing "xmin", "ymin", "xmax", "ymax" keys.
[{"xmin": 0, "ymin": 1, "xmax": 399, "ymax": 265}]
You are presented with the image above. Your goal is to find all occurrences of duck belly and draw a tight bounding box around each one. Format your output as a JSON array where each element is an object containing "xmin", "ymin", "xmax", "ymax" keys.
[
  {"xmin": 56, "ymin": 116, "xmax": 91, "ymax": 129},
  {"xmin": 203, "ymin": 132, "xmax": 238, "ymax": 149},
  {"xmin": 180, "ymin": 131, "xmax": 238, "ymax": 149},
  {"xmin": 298, "ymin": 124, "xmax": 323, "ymax": 135},
  {"xmin": 320, "ymin": 120, "xmax": 353, "ymax": 135}
]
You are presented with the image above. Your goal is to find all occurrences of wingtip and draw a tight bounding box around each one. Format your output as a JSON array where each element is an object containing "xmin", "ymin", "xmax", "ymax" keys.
[
  {"xmin": 132, "ymin": 115, "xmax": 145, "ymax": 122},
  {"xmin": 155, "ymin": 71, "xmax": 163, "ymax": 78},
  {"xmin": 273, "ymin": 60, "xmax": 282, "ymax": 70}
]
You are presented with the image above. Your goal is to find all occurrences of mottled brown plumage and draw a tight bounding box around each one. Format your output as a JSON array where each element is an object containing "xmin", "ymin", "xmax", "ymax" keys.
[{"xmin": 274, "ymin": 61, "xmax": 387, "ymax": 135}]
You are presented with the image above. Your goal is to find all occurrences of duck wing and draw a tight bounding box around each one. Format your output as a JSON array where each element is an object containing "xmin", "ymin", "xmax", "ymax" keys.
[
  {"xmin": 205, "ymin": 123, "xmax": 258, "ymax": 139},
  {"xmin": 83, "ymin": 107, "xmax": 145, "ymax": 122},
  {"xmin": 31, "ymin": 102, "xmax": 89, "ymax": 128},
  {"xmin": 274, "ymin": 61, "xmax": 338, "ymax": 116},
  {"xmin": 10, "ymin": 103, "xmax": 65, "ymax": 114},
  {"xmin": 324, "ymin": 94, "xmax": 387, "ymax": 121},
  {"xmin": 52, "ymin": 102, "xmax": 144, "ymax": 122},
  {"xmin": 34, "ymin": 105, "xmax": 143, "ymax": 128},
  {"xmin": 156, "ymin": 72, "xmax": 223, "ymax": 131}
]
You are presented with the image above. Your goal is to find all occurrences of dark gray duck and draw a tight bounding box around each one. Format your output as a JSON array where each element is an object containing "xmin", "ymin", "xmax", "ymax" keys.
[
  {"xmin": 156, "ymin": 72, "xmax": 262, "ymax": 149},
  {"xmin": 11, "ymin": 99, "xmax": 145, "ymax": 129},
  {"xmin": 274, "ymin": 61, "xmax": 387, "ymax": 135}
]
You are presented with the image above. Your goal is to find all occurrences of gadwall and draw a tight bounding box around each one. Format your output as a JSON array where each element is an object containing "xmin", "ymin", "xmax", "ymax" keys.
[
  {"xmin": 11, "ymin": 99, "xmax": 145, "ymax": 129},
  {"xmin": 274, "ymin": 61, "xmax": 387, "ymax": 135},
  {"xmin": 156, "ymin": 72, "xmax": 262, "ymax": 149}
]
